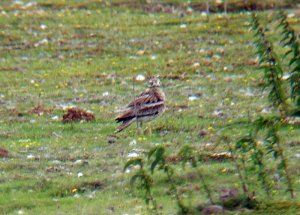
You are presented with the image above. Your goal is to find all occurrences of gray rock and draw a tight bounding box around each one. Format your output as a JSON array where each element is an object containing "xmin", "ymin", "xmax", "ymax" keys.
[{"xmin": 202, "ymin": 205, "xmax": 224, "ymax": 214}]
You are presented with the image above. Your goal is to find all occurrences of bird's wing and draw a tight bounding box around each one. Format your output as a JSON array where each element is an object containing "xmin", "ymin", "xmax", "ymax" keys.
[
  {"xmin": 115, "ymin": 117, "xmax": 135, "ymax": 133},
  {"xmin": 136, "ymin": 101, "xmax": 165, "ymax": 116},
  {"xmin": 116, "ymin": 88, "xmax": 165, "ymax": 122},
  {"xmin": 127, "ymin": 91, "xmax": 159, "ymax": 107},
  {"xmin": 115, "ymin": 101, "xmax": 165, "ymax": 122}
]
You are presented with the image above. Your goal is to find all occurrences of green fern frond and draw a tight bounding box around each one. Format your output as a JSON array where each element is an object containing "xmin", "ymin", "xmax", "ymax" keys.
[
  {"xmin": 251, "ymin": 13, "xmax": 291, "ymax": 115},
  {"xmin": 277, "ymin": 11, "xmax": 300, "ymax": 107}
]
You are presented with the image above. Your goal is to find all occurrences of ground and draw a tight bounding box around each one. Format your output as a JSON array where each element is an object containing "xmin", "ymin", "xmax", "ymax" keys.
[{"xmin": 0, "ymin": 1, "xmax": 300, "ymax": 214}]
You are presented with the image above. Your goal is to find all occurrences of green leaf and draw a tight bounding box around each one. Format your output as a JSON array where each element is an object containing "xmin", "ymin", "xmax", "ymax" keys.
[
  {"xmin": 283, "ymin": 49, "xmax": 293, "ymax": 59},
  {"xmin": 148, "ymin": 146, "xmax": 165, "ymax": 160},
  {"xmin": 150, "ymin": 158, "xmax": 163, "ymax": 174},
  {"xmin": 130, "ymin": 171, "xmax": 145, "ymax": 187},
  {"xmin": 292, "ymin": 44, "xmax": 299, "ymax": 56},
  {"xmin": 178, "ymin": 145, "xmax": 198, "ymax": 168},
  {"xmin": 278, "ymin": 160, "xmax": 285, "ymax": 170},
  {"xmin": 280, "ymin": 34, "xmax": 290, "ymax": 44},
  {"xmin": 148, "ymin": 146, "xmax": 166, "ymax": 173},
  {"xmin": 148, "ymin": 147, "xmax": 158, "ymax": 159},
  {"xmin": 235, "ymin": 135, "xmax": 253, "ymax": 151},
  {"xmin": 130, "ymin": 169, "xmax": 153, "ymax": 190},
  {"xmin": 292, "ymin": 65, "xmax": 300, "ymax": 73},
  {"xmin": 124, "ymin": 158, "xmax": 143, "ymax": 172}
]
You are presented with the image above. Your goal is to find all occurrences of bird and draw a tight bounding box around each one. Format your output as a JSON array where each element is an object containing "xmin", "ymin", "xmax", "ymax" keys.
[{"xmin": 115, "ymin": 77, "xmax": 166, "ymax": 133}]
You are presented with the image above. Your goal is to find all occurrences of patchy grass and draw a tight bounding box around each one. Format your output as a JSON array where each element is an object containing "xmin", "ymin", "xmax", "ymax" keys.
[{"xmin": 0, "ymin": 1, "xmax": 300, "ymax": 214}]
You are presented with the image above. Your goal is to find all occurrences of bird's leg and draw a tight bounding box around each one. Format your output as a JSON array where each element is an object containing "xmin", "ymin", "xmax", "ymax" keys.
[
  {"xmin": 147, "ymin": 125, "xmax": 152, "ymax": 136},
  {"xmin": 149, "ymin": 125, "xmax": 152, "ymax": 136},
  {"xmin": 136, "ymin": 120, "xmax": 143, "ymax": 135},
  {"xmin": 143, "ymin": 125, "xmax": 152, "ymax": 136},
  {"xmin": 139, "ymin": 121, "xmax": 144, "ymax": 135}
]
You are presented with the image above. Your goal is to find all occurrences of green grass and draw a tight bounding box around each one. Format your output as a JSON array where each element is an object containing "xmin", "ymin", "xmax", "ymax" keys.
[{"xmin": 0, "ymin": 1, "xmax": 300, "ymax": 214}]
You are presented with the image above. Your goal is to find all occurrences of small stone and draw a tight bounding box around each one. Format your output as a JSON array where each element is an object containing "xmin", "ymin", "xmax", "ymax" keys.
[
  {"xmin": 180, "ymin": 24, "xmax": 187, "ymax": 28},
  {"xmin": 188, "ymin": 95, "xmax": 200, "ymax": 101},
  {"xmin": 223, "ymin": 65, "xmax": 233, "ymax": 71},
  {"xmin": 136, "ymin": 74, "xmax": 145, "ymax": 81},
  {"xmin": 294, "ymin": 153, "xmax": 300, "ymax": 159},
  {"xmin": 199, "ymin": 48, "xmax": 205, "ymax": 53},
  {"xmin": 261, "ymin": 108, "xmax": 272, "ymax": 114},
  {"xmin": 34, "ymin": 38, "xmax": 48, "ymax": 47},
  {"xmin": 74, "ymin": 160, "xmax": 83, "ymax": 165},
  {"xmin": 242, "ymin": 88, "xmax": 254, "ymax": 97},
  {"xmin": 51, "ymin": 160, "xmax": 61, "ymax": 164},
  {"xmin": 27, "ymin": 154, "xmax": 35, "ymax": 160},
  {"xmin": 127, "ymin": 152, "xmax": 139, "ymax": 158},
  {"xmin": 129, "ymin": 140, "xmax": 137, "ymax": 145},
  {"xmin": 186, "ymin": 7, "xmax": 193, "ymax": 14},
  {"xmin": 40, "ymin": 24, "xmax": 47, "ymax": 30},
  {"xmin": 212, "ymin": 54, "xmax": 222, "ymax": 59},
  {"xmin": 198, "ymin": 129, "xmax": 207, "ymax": 138},
  {"xmin": 73, "ymin": 194, "xmax": 81, "ymax": 198},
  {"xmin": 219, "ymin": 188, "xmax": 239, "ymax": 202},
  {"xmin": 202, "ymin": 205, "xmax": 223, "ymax": 214},
  {"xmin": 136, "ymin": 50, "xmax": 145, "ymax": 56},
  {"xmin": 150, "ymin": 55, "xmax": 157, "ymax": 60},
  {"xmin": 85, "ymin": 191, "xmax": 96, "ymax": 199},
  {"xmin": 192, "ymin": 62, "xmax": 200, "ymax": 67},
  {"xmin": 201, "ymin": 12, "xmax": 208, "ymax": 17},
  {"xmin": 102, "ymin": 91, "xmax": 110, "ymax": 96},
  {"xmin": 107, "ymin": 135, "xmax": 117, "ymax": 144},
  {"xmin": 51, "ymin": 115, "xmax": 59, "ymax": 120},
  {"xmin": 212, "ymin": 109, "xmax": 224, "ymax": 117},
  {"xmin": 17, "ymin": 210, "xmax": 24, "ymax": 215}
]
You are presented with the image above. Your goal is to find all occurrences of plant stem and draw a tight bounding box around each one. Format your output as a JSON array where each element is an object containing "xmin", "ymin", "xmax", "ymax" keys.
[
  {"xmin": 273, "ymin": 129, "xmax": 295, "ymax": 198},
  {"xmin": 147, "ymin": 189, "xmax": 159, "ymax": 214},
  {"xmin": 253, "ymin": 139, "xmax": 272, "ymax": 197},
  {"xmin": 226, "ymin": 141, "xmax": 250, "ymax": 198},
  {"xmin": 251, "ymin": 13, "xmax": 291, "ymax": 116},
  {"xmin": 196, "ymin": 168, "xmax": 214, "ymax": 204},
  {"xmin": 165, "ymin": 166, "xmax": 189, "ymax": 214}
]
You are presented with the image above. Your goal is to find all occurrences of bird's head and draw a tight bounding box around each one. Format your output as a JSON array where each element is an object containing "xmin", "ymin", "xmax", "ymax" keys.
[{"xmin": 148, "ymin": 77, "xmax": 161, "ymax": 88}]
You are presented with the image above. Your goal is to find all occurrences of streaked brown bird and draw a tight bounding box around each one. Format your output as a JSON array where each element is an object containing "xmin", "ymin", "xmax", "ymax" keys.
[{"xmin": 115, "ymin": 77, "xmax": 166, "ymax": 133}]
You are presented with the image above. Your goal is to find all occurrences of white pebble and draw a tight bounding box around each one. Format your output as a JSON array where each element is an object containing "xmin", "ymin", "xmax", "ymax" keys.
[
  {"xmin": 188, "ymin": 95, "xmax": 199, "ymax": 101},
  {"xmin": 150, "ymin": 55, "xmax": 157, "ymax": 60},
  {"xmin": 51, "ymin": 115, "xmax": 59, "ymax": 120},
  {"xmin": 27, "ymin": 154, "xmax": 35, "ymax": 160},
  {"xmin": 135, "ymin": 75, "xmax": 145, "ymax": 81},
  {"xmin": 127, "ymin": 152, "xmax": 139, "ymax": 158},
  {"xmin": 17, "ymin": 210, "xmax": 24, "ymax": 215},
  {"xmin": 129, "ymin": 139, "xmax": 137, "ymax": 145},
  {"xmin": 77, "ymin": 172, "xmax": 83, "ymax": 178},
  {"xmin": 102, "ymin": 91, "xmax": 110, "ymax": 96},
  {"xmin": 192, "ymin": 62, "xmax": 200, "ymax": 67},
  {"xmin": 73, "ymin": 194, "xmax": 81, "ymax": 198},
  {"xmin": 40, "ymin": 24, "xmax": 47, "ymax": 30}
]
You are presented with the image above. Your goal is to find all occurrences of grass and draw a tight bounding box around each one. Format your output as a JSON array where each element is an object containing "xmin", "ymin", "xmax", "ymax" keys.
[{"xmin": 0, "ymin": 0, "xmax": 300, "ymax": 214}]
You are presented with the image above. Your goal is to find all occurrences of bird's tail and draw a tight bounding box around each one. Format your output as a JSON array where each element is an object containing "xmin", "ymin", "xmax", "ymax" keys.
[{"xmin": 115, "ymin": 118, "xmax": 135, "ymax": 133}]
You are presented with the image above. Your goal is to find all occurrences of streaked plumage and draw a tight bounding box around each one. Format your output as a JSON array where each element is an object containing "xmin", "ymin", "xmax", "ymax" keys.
[{"xmin": 115, "ymin": 77, "xmax": 165, "ymax": 133}]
